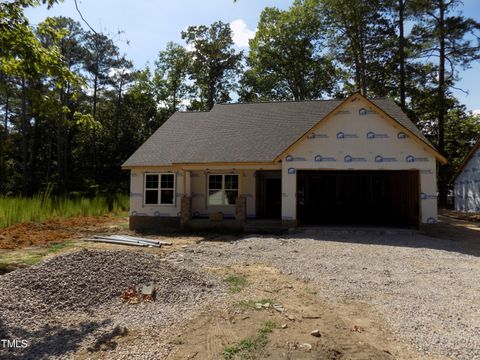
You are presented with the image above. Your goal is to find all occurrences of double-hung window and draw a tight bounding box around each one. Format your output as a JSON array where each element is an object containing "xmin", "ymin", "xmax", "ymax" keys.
[
  {"xmin": 208, "ymin": 174, "xmax": 239, "ymax": 206},
  {"xmin": 144, "ymin": 173, "xmax": 175, "ymax": 205}
]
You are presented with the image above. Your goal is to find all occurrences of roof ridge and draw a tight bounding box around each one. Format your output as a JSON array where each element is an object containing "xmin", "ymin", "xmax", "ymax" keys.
[
  {"xmin": 216, "ymin": 97, "xmax": 395, "ymax": 106},
  {"xmin": 216, "ymin": 98, "xmax": 343, "ymax": 106}
]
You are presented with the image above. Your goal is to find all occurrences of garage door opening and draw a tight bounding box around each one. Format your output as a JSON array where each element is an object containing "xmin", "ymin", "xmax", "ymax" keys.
[{"xmin": 297, "ymin": 170, "xmax": 420, "ymax": 227}]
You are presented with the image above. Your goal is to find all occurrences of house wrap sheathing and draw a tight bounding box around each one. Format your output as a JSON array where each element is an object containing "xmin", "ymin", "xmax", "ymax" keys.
[{"xmin": 123, "ymin": 94, "xmax": 446, "ymax": 231}]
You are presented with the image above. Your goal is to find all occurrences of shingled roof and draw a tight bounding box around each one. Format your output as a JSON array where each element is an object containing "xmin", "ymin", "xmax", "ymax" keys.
[{"xmin": 122, "ymin": 95, "xmax": 440, "ymax": 167}]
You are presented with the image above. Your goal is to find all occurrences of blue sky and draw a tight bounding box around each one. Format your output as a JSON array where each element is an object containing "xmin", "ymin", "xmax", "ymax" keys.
[{"xmin": 26, "ymin": 0, "xmax": 480, "ymax": 112}]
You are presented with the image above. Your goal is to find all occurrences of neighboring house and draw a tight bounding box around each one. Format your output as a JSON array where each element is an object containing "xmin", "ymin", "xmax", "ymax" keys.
[
  {"xmin": 122, "ymin": 93, "xmax": 446, "ymax": 231},
  {"xmin": 452, "ymin": 138, "xmax": 480, "ymax": 213}
]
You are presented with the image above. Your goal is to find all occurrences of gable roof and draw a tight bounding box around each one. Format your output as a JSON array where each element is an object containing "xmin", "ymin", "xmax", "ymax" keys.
[
  {"xmin": 452, "ymin": 137, "xmax": 480, "ymax": 183},
  {"xmin": 122, "ymin": 94, "xmax": 445, "ymax": 168}
]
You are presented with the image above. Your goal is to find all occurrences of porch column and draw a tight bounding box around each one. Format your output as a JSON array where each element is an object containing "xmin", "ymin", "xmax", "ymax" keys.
[
  {"xmin": 180, "ymin": 170, "xmax": 192, "ymax": 227},
  {"xmin": 281, "ymin": 166, "xmax": 297, "ymax": 227}
]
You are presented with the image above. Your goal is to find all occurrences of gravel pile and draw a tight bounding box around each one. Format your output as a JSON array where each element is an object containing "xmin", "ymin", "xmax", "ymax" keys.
[
  {"xmin": 0, "ymin": 249, "xmax": 223, "ymax": 359},
  {"xmin": 182, "ymin": 232, "xmax": 480, "ymax": 360}
]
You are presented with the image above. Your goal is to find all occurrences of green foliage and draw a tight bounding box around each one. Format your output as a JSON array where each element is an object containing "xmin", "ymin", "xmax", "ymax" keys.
[
  {"xmin": 223, "ymin": 321, "xmax": 276, "ymax": 359},
  {"xmin": 182, "ymin": 21, "xmax": 243, "ymax": 110},
  {"xmin": 154, "ymin": 42, "xmax": 192, "ymax": 114},
  {"xmin": 320, "ymin": 0, "xmax": 397, "ymax": 96},
  {"xmin": 0, "ymin": 0, "xmax": 479, "ymax": 205},
  {"xmin": 242, "ymin": 0, "xmax": 340, "ymax": 101},
  {"xmin": 0, "ymin": 193, "xmax": 128, "ymax": 228},
  {"xmin": 235, "ymin": 298, "xmax": 274, "ymax": 310},
  {"xmin": 224, "ymin": 274, "xmax": 248, "ymax": 293}
]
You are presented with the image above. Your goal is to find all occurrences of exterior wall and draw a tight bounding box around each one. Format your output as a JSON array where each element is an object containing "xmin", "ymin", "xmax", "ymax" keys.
[
  {"xmin": 280, "ymin": 98, "xmax": 438, "ymax": 224},
  {"xmin": 129, "ymin": 168, "xmax": 182, "ymax": 218},
  {"xmin": 454, "ymin": 148, "xmax": 480, "ymax": 213},
  {"xmin": 128, "ymin": 165, "xmax": 281, "ymax": 224},
  {"xmin": 190, "ymin": 170, "xmax": 256, "ymax": 218}
]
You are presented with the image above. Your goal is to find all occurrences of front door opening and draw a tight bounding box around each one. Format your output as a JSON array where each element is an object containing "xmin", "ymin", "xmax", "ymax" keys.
[{"xmin": 256, "ymin": 171, "xmax": 282, "ymax": 219}]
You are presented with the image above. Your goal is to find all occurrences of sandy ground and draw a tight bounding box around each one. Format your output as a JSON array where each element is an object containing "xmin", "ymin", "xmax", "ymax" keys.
[{"xmin": 0, "ymin": 213, "xmax": 478, "ymax": 359}]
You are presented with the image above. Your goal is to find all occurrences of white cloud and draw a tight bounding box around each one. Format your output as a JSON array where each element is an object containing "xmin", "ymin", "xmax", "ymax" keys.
[
  {"xmin": 473, "ymin": 109, "xmax": 480, "ymax": 116},
  {"xmin": 230, "ymin": 19, "xmax": 256, "ymax": 48}
]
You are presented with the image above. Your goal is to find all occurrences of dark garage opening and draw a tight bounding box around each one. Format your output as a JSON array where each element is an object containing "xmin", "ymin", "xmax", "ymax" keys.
[{"xmin": 297, "ymin": 170, "xmax": 420, "ymax": 227}]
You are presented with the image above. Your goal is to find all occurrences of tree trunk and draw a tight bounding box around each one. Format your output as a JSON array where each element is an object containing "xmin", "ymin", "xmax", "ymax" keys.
[
  {"xmin": 57, "ymin": 86, "xmax": 65, "ymax": 193},
  {"xmin": 3, "ymin": 90, "xmax": 8, "ymax": 136},
  {"xmin": 398, "ymin": 0, "xmax": 406, "ymax": 110},
  {"xmin": 437, "ymin": 0, "xmax": 448, "ymax": 207},
  {"xmin": 20, "ymin": 77, "xmax": 29, "ymax": 195},
  {"xmin": 92, "ymin": 71, "xmax": 98, "ymax": 181}
]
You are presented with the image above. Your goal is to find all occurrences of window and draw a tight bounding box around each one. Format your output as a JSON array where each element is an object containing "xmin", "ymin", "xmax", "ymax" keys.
[
  {"xmin": 144, "ymin": 173, "xmax": 175, "ymax": 205},
  {"xmin": 208, "ymin": 174, "xmax": 239, "ymax": 206}
]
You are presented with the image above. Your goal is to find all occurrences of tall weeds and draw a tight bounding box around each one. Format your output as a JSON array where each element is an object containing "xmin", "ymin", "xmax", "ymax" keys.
[{"xmin": 0, "ymin": 193, "xmax": 129, "ymax": 228}]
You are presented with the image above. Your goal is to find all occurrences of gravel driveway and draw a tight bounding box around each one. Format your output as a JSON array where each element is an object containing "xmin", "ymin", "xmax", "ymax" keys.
[{"xmin": 182, "ymin": 230, "xmax": 480, "ymax": 360}]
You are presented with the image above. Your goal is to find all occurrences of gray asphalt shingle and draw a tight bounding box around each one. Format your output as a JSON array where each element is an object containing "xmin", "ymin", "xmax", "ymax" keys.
[{"xmin": 122, "ymin": 98, "xmax": 435, "ymax": 167}]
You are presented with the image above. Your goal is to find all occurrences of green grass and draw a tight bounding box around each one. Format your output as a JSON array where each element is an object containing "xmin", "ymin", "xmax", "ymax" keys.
[
  {"xmin": 171, "ymin": 337, "xmax": 184, "ymax": 345},
  {"xmin": 0, "ymin": 193, "xmax": 129, "ymax": 228},
  {"xmin": 0, "ymin": 240, "xmax": 74, "ymax": 270},
  {"xmin": 304, "ymin": 286, "xmax": 318, "ymax": 295},
  {"xmin": 225, "ymin": 275, "xmax": 248, "ymax": 293},
  {"xmin": 235, "ymin": 298, "xmax": 274, "ymax": 310},
  {"xmin": 223, "ymin": 321, "xmax": 276, "ymax": 359}
]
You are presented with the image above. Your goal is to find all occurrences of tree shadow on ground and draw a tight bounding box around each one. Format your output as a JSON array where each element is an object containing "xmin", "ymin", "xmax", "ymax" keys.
[
  {"xmin": 285, "ymin": 216, "xmax": 480, "ymax": 258},
  {"xmin": 0, "ymin": 317, "xmax": 127, "ymax": 360}
]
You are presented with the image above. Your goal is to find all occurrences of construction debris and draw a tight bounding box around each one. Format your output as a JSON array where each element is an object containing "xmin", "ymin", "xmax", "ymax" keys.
[
  {"xmin": 351, "ymin": 325, "xmax": 365, "ymax": 333},
  {"xmin": 123, "ymin": 285, "xmax": 140, "ymax": 304},
  {"xmin": 85, "ymin": 234, "xmax": 173, "ymax": 247},
  {"xmin": 141, "ymin": 284, "xmax": 155, "ymax": 302}
]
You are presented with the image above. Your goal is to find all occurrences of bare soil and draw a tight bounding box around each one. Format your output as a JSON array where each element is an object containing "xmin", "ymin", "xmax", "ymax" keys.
[
  {"xmin": 167, "ymin": 265, "xmax": 429, "ymax": 360},
  {"xmin": 0, "ymin": 213, "xmax": 478, "ymax": 359},
  {"xmin": 0, "ymin": 215, "xmax": 128, "ymax": 249}
]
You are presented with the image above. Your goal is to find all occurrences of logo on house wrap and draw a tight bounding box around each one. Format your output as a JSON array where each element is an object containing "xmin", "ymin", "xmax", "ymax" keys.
[
  {"xmin": 366, "ymin": 131, "xmax": 389, "ymax": 139},
  {"xmin": 406, "ymin": 155, "xmax": 429, "ymax": 162},
  {"xmin": 131, "ymin": 211, "xmax": 148, "ymax": 216},
  {"xmin": 397, "ymin": 132, "xmax": 408, "ymax": 139},
  {"xmin": 344, "ymin": 155, "xmax": 367, "ymax": 163},
  {"xmin": 288, "ymin": 168, "xmax": 296, "ymax": 174},
  {"xmin": 285, "ymin": 155, "xmax": 306, "ymax": 162},
  {"xmin": 336, "ymin": 132, "xmax": 358, "ymax": 139},
  {"xmin": 314, "ymin": 155, "xmax": 336, "ymax": 162},
  {"xmin": 307, "ymin": 132, "xmax": 329, "ymax": 139},
  {"xmin": 427, "ymin": 217, "xmax": 437, "ymax": 224},
  {"xmin": 358, "ymin": 108, "xmax": 375, "ymax": 116},
  {"xmin": 420, "ymin": 192, "xmax": 437, "ymax": 200},
  {"xmin": 374, "ymin": 155, "xmax": 397, "ymax": 163}
]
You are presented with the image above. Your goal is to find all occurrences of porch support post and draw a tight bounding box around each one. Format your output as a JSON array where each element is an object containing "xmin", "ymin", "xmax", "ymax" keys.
[
  {"xmin": 235, "ymin": 195, "xmax": 247, "ymax": 224},
  {"xmin": 180, "ymin": 170, "xmax": 192, "ymax": 227},
  {"xmin": 281, "ymin": 166, "xmax": 297, "ymax": 227}
]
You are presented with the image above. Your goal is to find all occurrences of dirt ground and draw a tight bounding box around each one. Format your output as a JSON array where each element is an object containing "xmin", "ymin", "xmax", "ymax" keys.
[
  {"xmin": 163, "ymin": 265, "xmax": 432, "ymax": 360},
  {"xmin": 0, "ymin": 213, "xmax": 478, "ymax": 359},
  {"xmin": 0, "ymin": 215, "xmax": 128, "ymax": 249}
]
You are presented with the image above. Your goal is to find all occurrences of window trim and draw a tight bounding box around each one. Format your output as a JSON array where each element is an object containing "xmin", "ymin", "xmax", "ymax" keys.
[
  {"xmin": 207, "ymin": 174, "xmax": 239, "ymax": 207},
  {"xmin": 143, "ymin": 172, "xmax": 176, "ymax": 206}
]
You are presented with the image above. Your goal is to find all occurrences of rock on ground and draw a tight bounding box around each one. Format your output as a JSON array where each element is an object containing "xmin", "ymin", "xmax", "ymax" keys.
[{"xmin": 0, "ymin": 249, "xmax": 223, "ymax": 360}]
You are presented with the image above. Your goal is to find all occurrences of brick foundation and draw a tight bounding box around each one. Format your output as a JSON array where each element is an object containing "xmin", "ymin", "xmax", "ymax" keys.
[
  {"xmin": 281, "ymin": 219, "xmax": 298, "ymax": 228},
  {"xmin": 235, "ymin": 195, "xmax": 247, "ymax": 224},
  {"xmin": 129, "ymin": 216, "xmax": 180, "ymax": 232},
  {"xmin": 180, "ymin": 196, "xmax": 192, "ymax": 227}
]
